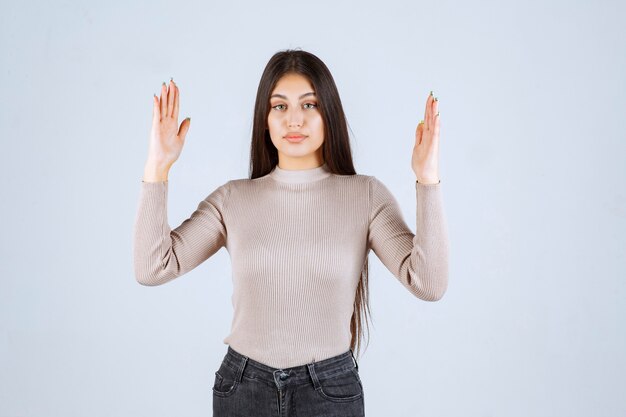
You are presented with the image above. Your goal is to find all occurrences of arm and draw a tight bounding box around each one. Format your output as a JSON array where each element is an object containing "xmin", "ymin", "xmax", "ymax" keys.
[
  {"xmin": 132, "ymin": 180, "xmax": 231, "ymax": 286},
  {"xmin": 367, "ymin": 176, "xmax": 449, "ymax": 301}
]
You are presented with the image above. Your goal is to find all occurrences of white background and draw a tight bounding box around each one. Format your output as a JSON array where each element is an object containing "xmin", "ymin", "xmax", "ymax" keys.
[{"xmin": 1, "ymin": 0, "xmax": 624, "ymax": 416}]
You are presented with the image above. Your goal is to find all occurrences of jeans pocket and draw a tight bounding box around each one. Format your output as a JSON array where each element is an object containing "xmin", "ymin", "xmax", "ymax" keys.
[
  {"xmin": 212, "ymin": 362, "xmax": 241, "ymax": 398},
  {"xmin": 315, "ymin": 368, "xmax": 363, "ymax": 403}
]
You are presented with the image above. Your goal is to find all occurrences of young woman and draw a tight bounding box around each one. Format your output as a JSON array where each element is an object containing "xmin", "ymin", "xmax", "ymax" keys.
[{"xmin": 133, "ymin": 49, "xmax": 449, "ymax": 417}]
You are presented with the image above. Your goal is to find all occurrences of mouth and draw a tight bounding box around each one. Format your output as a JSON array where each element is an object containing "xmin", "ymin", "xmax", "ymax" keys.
[{"xmin": 284, "ymin": 135, "xmax": 307, "ymax": 143}]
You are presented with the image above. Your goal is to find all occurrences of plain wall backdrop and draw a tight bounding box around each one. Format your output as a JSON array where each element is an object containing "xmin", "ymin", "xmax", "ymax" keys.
[{"xmin": 1, "ymin": 0, "xmax": 624, "ymax": 416}]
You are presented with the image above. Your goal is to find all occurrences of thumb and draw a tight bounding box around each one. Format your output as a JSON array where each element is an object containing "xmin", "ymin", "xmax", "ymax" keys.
[
  {"xmin": 178, "ymin": 117, "xmax": 191, "ymax": 141},
  {"xmin": 415, "ymin": 119, "xmax": 424, "ymax": 145}
]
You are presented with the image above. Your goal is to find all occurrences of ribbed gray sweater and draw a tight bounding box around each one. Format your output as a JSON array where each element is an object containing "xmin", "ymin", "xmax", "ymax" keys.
[{"xmin": 132, "ymin": 162, "xmax": 449, "ymax": 368}]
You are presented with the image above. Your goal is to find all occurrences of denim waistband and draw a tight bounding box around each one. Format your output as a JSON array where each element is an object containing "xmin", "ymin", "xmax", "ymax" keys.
[{"xmin": 221, "ymin": 346, "xmax": 359, "ymax": 389}]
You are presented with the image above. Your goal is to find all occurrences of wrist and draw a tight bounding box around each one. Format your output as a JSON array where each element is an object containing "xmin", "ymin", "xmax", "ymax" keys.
[
  {"xmin": 143, "ymin": 161, "xmax": 171, "ymax": 182},
  {"xmin": 416, "ymin": 177, "xmax": 440, "ymax": 185}
]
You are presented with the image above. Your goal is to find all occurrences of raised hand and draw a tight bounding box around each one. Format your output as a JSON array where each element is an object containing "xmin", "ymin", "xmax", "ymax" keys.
[
  {"xmin": 146, "ymin": 78, "xmax": 191, "ymax": 170},
  {"xmin": 412, "ymin": 91, "xmax": 440, "ymax": 184}
]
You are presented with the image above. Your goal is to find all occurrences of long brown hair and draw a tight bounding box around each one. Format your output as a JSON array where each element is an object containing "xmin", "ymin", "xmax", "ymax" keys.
[{"xmin": 247, "ymin": 48, "xmax": 372, "ymax": 360}]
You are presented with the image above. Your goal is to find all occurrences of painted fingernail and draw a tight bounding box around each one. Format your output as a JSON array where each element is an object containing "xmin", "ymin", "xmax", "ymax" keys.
[
  {"xmin": 434, "ymin": 97, "xmax": 438, "ymax": 102},
  {"xmin": 430, "ymin": 90, "xmax": 433, "ymax": 96},
  {"xmin": 162, "ymin": 81, "xmax": 166, "ymax": 86},
  {"xmin": 437, "ymin": 111, "xmax": 440, "ymax": 116}
]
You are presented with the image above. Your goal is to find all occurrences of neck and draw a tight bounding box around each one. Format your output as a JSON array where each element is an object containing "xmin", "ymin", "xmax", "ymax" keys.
[{"xmin": 269, "ymin": 162, "xmax": 331, "ymax": 184}]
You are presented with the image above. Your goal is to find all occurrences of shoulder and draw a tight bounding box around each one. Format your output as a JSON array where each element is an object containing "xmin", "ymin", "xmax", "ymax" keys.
[
  {"xmin": 224, "ymin": 176, "xmax": 270, "ymax": 191},
  {"xmin": 363, "ymin": 174, "xmax": 392, "ymax": 194},
  {"xmin": 331, "ymin": 172, "xmax": 372, "ymax": 185},
  {"xmin": 329, "ymin": 173, "xmax": 395, "ymax": 203}
]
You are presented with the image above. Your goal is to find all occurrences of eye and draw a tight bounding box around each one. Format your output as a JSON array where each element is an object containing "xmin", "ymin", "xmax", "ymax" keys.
[{"xmin": 270, "ymin": 103, "xmax": 317, "ymax": 111}]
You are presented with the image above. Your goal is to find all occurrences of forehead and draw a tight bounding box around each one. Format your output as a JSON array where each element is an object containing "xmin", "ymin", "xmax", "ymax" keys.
[{"xmin": 270, "ymin": 73, "xmax": 314, "ymax": 97}]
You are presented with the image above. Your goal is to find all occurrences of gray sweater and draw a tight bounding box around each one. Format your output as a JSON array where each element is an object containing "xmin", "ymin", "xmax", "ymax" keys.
[{"xmin": 132, "ymin": 162, "xmax": 449, "ymax": 368}]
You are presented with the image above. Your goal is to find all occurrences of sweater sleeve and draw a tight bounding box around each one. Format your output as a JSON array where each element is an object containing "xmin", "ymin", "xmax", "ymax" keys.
[
  {"xmin": 367, "ymin": 176, "xmax": 449, "ymax": 301},
  {"xmin": 132, "ymin": 180, "xmax": 231, "ymax": 286}
]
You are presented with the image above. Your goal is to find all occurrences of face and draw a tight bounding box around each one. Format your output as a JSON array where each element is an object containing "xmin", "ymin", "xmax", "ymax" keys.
[{"xmin": 267, "ymin": 73, "xmax": 325, "ymax": 169}]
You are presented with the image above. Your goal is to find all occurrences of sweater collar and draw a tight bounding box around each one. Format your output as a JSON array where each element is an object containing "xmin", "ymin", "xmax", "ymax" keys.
[{"xmin": 269, "ymin": 162, "xmax": 331, "ymax": 184}]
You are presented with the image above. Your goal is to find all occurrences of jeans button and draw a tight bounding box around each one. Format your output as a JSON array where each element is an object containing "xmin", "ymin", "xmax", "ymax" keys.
[{"xmin": 279, "ymin": 372, "xmax": 288, "ymax": 380}]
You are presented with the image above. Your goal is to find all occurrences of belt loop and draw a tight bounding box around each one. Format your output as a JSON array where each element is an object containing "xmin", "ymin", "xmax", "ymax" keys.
[
  {"xmin": 236, "ymin": 354, "xmax": 248, "ymax": 383},
  {"xmin": 307, "ymin": 363, "xmax": 321, "ymax": 390},
  {"xmin": 350, "ymin": 348, "xmax": 359, "ymax": 371}
]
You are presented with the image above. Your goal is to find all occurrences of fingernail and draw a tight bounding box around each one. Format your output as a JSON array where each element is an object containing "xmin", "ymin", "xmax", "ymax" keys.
[
  {"xmin": 162, "ymin": 81, "xmax": 166, "ymax": 86},
  {"xmin": 437, "ymin": 111, "xmax": 440, "ymax": 117},
  {"xmin": 419, "ymin": 119, "xmax": 424, "ymax": 124},
  {"xmin": 430, "ymin": 90, "xmax": 433, "ymax": 96}
]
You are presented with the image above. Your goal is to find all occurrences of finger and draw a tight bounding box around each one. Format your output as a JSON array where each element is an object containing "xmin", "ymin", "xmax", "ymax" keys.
[
  {"xmin": 167, "ymin": 78, "xmax": 175, "ymax": 118},
  {"xmin": 424, "ymin": 91, "xmax": 433, "ymax": 132},
  {"xmin": 173, "ymin": 84, "xmax": 179, "ymax": 120},
  {"xmin": 160, "ymin": 82, "xmax": 167, "ymax": 118},
  {"xmin": 425, "ymin": 104, "xmax": 441, "ymax": 148},
  {"xmin": 430, "ymin": 95, "xmax": 438, "ymax": 128},
  {"xmin": 433, "ymin": 110, "xmax": 440, "ymax": 141},
  {"xmin": 153, "ymin": 93, "xmax": 160, "ymax": 122}
]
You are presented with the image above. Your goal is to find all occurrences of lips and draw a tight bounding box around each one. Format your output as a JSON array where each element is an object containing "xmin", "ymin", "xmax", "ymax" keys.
[
  {"xmin": 285, "ymin": 135, "xmax": 307, "ymax": 143},
  {"xmin": 285, "ymin": 133, "xmax": 305, "ymax": 138}
]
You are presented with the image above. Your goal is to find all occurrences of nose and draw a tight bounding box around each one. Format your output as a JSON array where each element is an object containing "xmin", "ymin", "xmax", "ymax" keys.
[{"xmin": 287, "ymin": 107, "xmax": 304, "ymax": 128}]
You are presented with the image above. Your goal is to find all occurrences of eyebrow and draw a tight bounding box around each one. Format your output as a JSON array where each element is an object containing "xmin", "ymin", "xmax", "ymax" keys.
[{"xmin": 270, "ymin": 92, "xmax": 316, "ymax": 100}]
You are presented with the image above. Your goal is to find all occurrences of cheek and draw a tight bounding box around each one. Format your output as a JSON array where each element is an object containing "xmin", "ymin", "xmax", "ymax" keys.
[
  {"xmin": 267, "ymin": 116, "xmax": 280, "ymax": 135},
  {"xmin": 309, "ymin": 117, "xmax": 324, "ymax": 145},
  {"xmin": 309, "ymin": 114, "xmax": 324, "ymax": 132},
  {"xmin": 267, "ymin": 113, "xmax": 277, "ymax": 127}
]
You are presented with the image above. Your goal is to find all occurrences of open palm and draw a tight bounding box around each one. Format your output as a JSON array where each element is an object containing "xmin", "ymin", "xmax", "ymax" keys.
[
  {"xmin": 147, "ymin": 79, "xmax": 191, "ymax": 168},
  {"xmin": 412, "ymin": 92, "xmax": 440, "ymax": 184}
]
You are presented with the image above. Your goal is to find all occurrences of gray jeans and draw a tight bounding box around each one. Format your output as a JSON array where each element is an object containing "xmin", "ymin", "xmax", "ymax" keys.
[{"xmin": 212, "ymin": 345, "xmax": 365, "ymax": 417}]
